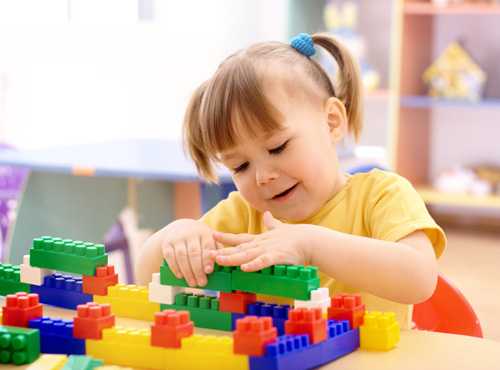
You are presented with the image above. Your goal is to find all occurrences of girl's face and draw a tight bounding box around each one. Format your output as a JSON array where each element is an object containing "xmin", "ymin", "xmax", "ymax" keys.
[{"xmin": 220, "ymin": 83, "xmax": 348, "ymax": 222}]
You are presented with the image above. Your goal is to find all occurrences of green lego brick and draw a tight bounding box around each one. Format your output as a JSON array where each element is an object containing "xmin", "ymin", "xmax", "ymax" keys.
[
  {"xmin": 231, "ymin": 265, "xmax": 320, "ymax": 300},
  {"xmin": 160, "ymin": 292, "xmax": 232, "ymax": 331},
  {"xmin": 0, "ymin": 325, "xmax": 40, "ymax": 365},
  {"xmin": 62, "ymin": 355, "xmax": 103, "ymax": 370},
  {"xmin": 0, "ymin": 264, "xmax": 30, "ymax": 296},
  {"xmin": 29, "ymin": 236, "xmax": 108, "ymax": 276},
  {"xmin": 160, "ymin": 262, "xmax": 234, "ymax": 292}
]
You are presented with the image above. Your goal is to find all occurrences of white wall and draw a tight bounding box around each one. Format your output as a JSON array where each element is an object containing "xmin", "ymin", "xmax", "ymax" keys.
[{"xmin": 0, "ymin": 0, "xmax": 288, "ymax": 149}]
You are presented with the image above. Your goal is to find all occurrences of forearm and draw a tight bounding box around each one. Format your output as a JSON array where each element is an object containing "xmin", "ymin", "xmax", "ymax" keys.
[{"xmin": 310, "ymin": 227, "xmax": 437, "ymax": 304}]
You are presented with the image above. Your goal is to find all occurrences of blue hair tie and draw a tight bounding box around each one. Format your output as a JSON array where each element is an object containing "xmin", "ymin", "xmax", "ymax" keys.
[{"xmin": 290, "ymin": 33, "xmax": 316, "ymax": 57}]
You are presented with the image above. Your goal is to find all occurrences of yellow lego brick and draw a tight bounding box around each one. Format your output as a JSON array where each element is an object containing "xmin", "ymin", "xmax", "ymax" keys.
[
  {"xmin": 95, "ymin": 367, "xmax": 134, "ymax": 370},
  {"xmin": 27, "ymin": 354, "xmax": 68, "ymax": 370},
  {"xmin": 178, "ymin": 335, "xmax": 249, "ymax": 370},
  {"xmin": 94, "ymin": 284, "xmax": 160, "ymax": 321},
  {"xmin": 360, "ymin": 311, "xmax": 400, "ymax": 351},
  {"xmin": 87, "ymin": 326, "xmax": 168, "ymax": 369}
]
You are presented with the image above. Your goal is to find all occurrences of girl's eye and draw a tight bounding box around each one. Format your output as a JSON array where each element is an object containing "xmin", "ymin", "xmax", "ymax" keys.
[
  {"xmin": 233, "ymin": 162, "xmax": 249, "ymax": 173},
  {"xmin": 269, "ymin": 140, "xmax": 288, "ymax": 155}
]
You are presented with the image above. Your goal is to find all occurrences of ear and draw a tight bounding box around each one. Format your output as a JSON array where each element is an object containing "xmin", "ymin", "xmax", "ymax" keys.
[{"xmin": 324, "ymin": 97, "xmax": 348, "ymax": 143}]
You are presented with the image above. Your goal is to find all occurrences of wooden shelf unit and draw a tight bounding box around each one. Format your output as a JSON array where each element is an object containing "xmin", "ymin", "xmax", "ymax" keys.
[{"xmin": 390, "ymin": 1, "xmax": 500, "ymax": 209}]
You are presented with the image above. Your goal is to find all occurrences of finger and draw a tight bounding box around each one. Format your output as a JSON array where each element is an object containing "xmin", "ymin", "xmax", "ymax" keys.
[
  {"xmin": 174, "ymin": 242, "xmax": 196, "ymax": 287},
  {"xmin": 162, "ymin": 242, "xmax": 182, "ymax": 279},
  {"xmin": 263, "ymin": 211, "xmax": 282, "ymax": 230},
  {"xmin": 213, "ymin": 231, "xmax": 254, "ymax": 246},
  {"xmin": 214, "ymin": 241, "xmax": 256, "ymax": 256},
  {"xmin": 201, "ymin": 236, "xmax": 217, "ymax": 274},
  {"xmin": 241, "ymin": 253, "xmax": 275, "ymax": 272},
  {"xmin": 186, "ymin": 238, "xmax": 206, "ymax": 286},
  {"xmin": 216, "ymin": 246, "xmax": 261, "ymax": 266}
]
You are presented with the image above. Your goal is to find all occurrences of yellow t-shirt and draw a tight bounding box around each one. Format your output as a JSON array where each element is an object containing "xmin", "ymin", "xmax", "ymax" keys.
[{"xmin": 202, "ymin": 169, "xmax": 446, "ymax": 329}]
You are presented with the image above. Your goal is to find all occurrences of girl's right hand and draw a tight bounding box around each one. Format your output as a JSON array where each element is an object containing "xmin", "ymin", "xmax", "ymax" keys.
[{"xmin": 159, "ymin": 218, "xmax": 220, "ymax": 287}]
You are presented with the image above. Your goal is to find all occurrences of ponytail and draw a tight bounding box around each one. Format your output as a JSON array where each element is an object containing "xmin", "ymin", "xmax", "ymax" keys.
[{"xmin": 311, "ymin": 33, "xmax": 363, "ymax": 140}]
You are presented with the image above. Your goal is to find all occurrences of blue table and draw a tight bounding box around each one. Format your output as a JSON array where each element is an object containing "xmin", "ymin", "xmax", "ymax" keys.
[{"xmin": 0, "ymin": 139, "xmax": 233, "ymax": 265}]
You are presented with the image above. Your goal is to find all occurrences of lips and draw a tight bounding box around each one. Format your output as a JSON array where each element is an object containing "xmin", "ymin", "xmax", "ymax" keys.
[{"xmin": 272, "ymin": 183, "xmax": 298, "ymax": 200}]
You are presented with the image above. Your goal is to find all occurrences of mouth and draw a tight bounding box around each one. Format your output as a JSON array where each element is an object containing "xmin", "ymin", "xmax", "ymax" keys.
[{"xmin": 272, "ymin": 183, "xmax": 298, "ymax": 200}]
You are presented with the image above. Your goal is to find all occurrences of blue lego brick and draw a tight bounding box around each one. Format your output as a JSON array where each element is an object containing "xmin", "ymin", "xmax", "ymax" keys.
[
  {"xmin": 29, "ymin": 317, "xmax": 85, "ymax": 355},
  {"xmin": 30, "ymin": 273, "xmax": 93, "ymax": 310},
  {"xmin": 249, "ymin": 320, "xmax": 359, "ymax": 370},
  {"xmin": 247, "ymin": 302, "xmax": 290, "ymax": 335}
]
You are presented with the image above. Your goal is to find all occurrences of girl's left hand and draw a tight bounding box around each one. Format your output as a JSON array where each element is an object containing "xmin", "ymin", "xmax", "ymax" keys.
[{"xmin": 211, "ymin": 211, "xmax": 318, "ymax": 272}]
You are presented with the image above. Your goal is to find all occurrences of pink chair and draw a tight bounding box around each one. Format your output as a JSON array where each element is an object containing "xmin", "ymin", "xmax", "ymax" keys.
[{"xmin": 413, "ymin": 274, "xmax": 483, "ymax": 338}]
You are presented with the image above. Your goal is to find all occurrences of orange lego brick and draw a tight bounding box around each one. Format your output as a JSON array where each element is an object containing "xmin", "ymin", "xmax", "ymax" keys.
[
  {"xmin": 285, "ymin": 307, "xmax": 327, "ymax": 344},
  {"xmin": 73, "ymin": 302, "xmax": 115, "ymax": 340},
  {"xmin": 233, "ymin": 316, "xmax": 278, "ymax": 356},
  {"xmin": 328, "ymin": 293, "xmax": 365, "ymax": 329},
  {"xmin": 82, "ymin": 266, "xmax": 118, "ymax": 296},
  {"xmin": 2, "ymin": 292, "xmax": 43, "ymax": 327},
  {"xmin": 151, "ymin": 309, "xmax": 194, "ymax": 348},
  {"xmin": 219, "ymin": 291, "xmax": 256, "ymax": 314}
]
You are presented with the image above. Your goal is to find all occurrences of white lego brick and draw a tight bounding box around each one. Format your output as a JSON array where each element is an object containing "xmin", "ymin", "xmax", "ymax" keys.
[
  {"xmin": 20, "ymin": 255, "xmax": 52, "ymax": 286},
  {"xmin": 148, "ymin": 272, "xmax": 183, "ymax": 305},
  {"xmin": 294, "ymin": 287, "xmax": 331, "ymax": 313}
]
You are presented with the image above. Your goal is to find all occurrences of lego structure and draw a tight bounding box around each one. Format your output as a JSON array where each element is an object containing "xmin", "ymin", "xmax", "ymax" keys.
[{"xmin": 0, "ymin": 235, "xmax": 400, "ymax": 368}]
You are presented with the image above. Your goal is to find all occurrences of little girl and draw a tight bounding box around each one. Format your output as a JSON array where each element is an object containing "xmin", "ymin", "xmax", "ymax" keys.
[{"xmin": 137, "ymin": 33, "xmax": 446, "ymax": 328}]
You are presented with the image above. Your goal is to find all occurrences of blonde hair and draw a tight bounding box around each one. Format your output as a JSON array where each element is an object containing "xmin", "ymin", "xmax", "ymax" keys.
[{"xmin": 183, "ymin": 33, "xmax": 363, "ymax": 182}]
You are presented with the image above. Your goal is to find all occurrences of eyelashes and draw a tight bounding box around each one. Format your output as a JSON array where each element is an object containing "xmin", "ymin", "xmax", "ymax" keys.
[{"xmin": 232, "ymin": 140, "xmax": 290, "ymax": 174}]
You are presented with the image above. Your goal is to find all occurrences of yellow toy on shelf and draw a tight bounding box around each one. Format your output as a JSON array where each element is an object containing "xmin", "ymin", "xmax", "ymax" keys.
[{"xmin": 423, "ymin": 42, "xmax": 486, "ymax": 101}]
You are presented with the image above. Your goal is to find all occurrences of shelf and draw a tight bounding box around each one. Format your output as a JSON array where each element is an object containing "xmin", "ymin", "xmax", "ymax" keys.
[
  {"xmin": 400, "ymin": 95, "xmax": 500, "ymax": 109},
  {"xmin": 418, "ymin": 187, "xmax": 500, "ymax": 210},
  {"xmin": 404, "ymin": 2, "xmax": 500, "ymax": 15},
  {"xmin": 365, "ymin": 89, "xmax": 390, "ymax": 100}
]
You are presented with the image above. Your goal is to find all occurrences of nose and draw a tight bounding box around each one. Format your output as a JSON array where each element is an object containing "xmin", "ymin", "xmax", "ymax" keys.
[{"xmin": 256, "ymin": 163, "xmax": 279, "ymax": 186}]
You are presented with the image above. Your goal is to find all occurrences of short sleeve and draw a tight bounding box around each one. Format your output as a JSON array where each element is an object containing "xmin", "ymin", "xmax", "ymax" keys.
[
  {"xmin": 201, "ymin": 191, "xmax": 251, "ymax": 234},
  {"xmin": 366, "ymin": 171, "xmax": 446, "ymax": 258}
]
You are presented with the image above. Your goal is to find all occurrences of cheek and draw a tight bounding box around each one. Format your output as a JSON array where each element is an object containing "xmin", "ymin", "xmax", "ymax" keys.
[{"xmin": 233, "ymin": 175, "xmax": 263, "ymax": 206}]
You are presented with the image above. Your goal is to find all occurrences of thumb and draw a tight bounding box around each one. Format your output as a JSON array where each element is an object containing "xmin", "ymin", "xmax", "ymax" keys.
[
  {"xmin": 263, "ymin": 211, "xmax": 282, "ymax": 230},
  {"xmin": 213, "ymin": 231, "xmax": 254, "ymax": 246}
]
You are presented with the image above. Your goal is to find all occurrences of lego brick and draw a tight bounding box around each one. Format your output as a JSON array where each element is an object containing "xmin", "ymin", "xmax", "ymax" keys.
[
  {"xmin": 93, "ymin": 284, "xmax": 159, "ymax": 321},
  {"xmin": 249, "ymin": 320, "xmax": 359, "ymax": 370},
  {"xmin": 30, "ymin": 236, "xmax": 108, "ymax": 276},
  {"xmin": 2, "ymin": 292, "xmax": 43, "ymax": 327},
  {"xmin": 231, "ymin": 265, "xmax": 319, "ymax": 300},
  {"xmin": 20, "ymin": 255, "xmax": 52, "ymax": 286},
  {"xmin": 27, "ymin": 354, "xmax": 68, "ymax": 370},
  {"xmin": 82, "ymin": 266, "xmax": 118, "ymax": 296},
  {"xmin": 161, "ymin": 293, "xmax": 232, "ymax": 331},
  {"xmin": 30, "ymin": 274, "xmax": 93, "ymax": 310},
  {"xmin": 328, "ymin": 293, "xmax": 365, "ymax": 329},
  {"xmin": 28, "ymin": 317, "xmax": 85, "ymax": 355},
  {"xmin": 160, "ymin": 262, "xmax": 233, "ymax": 292},
  {"xmin": 246, "ymin": 302, "xmax": 290, "ymax": 335},
  {"xmin": 294, "ymin": 287, "xmax": 331, "ymax": 314},
  {"xmin": 359, "ymin": 311, "xmax": 400, "ymax": 351},
  {"xmin": 86, "ymin": 327, "xmax": 168, "ymax": 370},
  {"xmin": 151, "ymin": 309, "xmax": 194, "ymax": 348},
  {"xmin": 285, "ymin": 307, "xmax": 327, "ymax": 344},
  {"xmin": 219, "ymin": 291, "xmax": 256, "ymax": 314},
  {"xmin": 0, "ymin": 324, "xmax": 40, "ymax": 365},
  {"xmin": 178, "ymin": 334, "xmax": 249, "ymax": 370},
  {"xmin": 233, "ymin": 316, "xmax": 278, "ymax": 356},
  {"xmin": 0, "ymin": 263, "xmax": 30, "ymax": 296},
  {"xmin": 62, "ymin": 355, "xmax": 103, "ymax": 370},
  {"xmin": 73, "ymin": 303, "xmax": 115, "ymax": 340},
  {"xmin": 148, "ymin": 272, "xmax": 183, "ymax": 305}
]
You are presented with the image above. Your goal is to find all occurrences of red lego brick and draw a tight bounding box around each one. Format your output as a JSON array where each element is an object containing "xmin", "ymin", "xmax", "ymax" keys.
[
  {"xmin": 82, "ymin": 265, "xmax": 118, "ymax": 295},
  {"xmin": 285, "ymin": 307, "xmax": 327, "ymax": 344},
  {"xmin": 233, "ymin": 316, "xmax": 278, "ymax": 356},
  {"xmin": 150, "ymin": 309, "xmax": 194, "ymax": 348},
  {"xmin": 328, "ymin": 293, "xmax": 365, "ymax": 329},
  {"xmin": 2, "ymin": 292, "xmax": 43, "ymax": 327},
  {"xmin": 219, "ymin": 291, "xmax": 257, "ymax": 314},
  {"xmin": 73, "ymin": 302, "xmax": 115, "ymax": 339}
]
